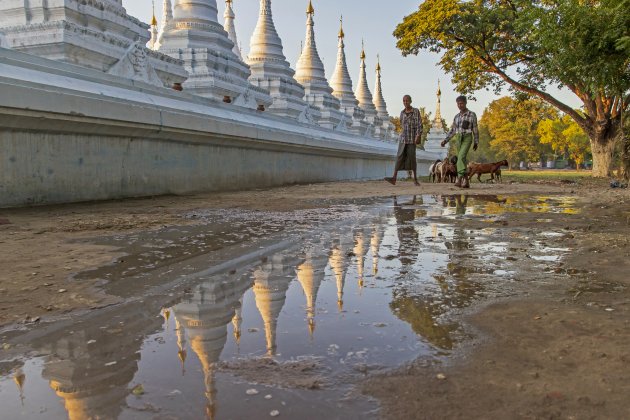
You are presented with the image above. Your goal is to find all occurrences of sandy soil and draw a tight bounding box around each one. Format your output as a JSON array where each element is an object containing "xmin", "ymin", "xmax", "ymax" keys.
[{"xmin": 1, "ymin": 177, "xmax": 629, "ymax": 419}]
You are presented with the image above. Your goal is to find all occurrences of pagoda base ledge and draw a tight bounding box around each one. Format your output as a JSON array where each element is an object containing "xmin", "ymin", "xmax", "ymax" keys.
[{"xmin": 0, "ymin": 48, "xmax": 435, "ymax": 208}]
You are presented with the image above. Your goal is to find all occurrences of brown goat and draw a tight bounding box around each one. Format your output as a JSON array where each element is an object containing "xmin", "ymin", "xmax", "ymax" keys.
[
  {"xmin": 435, "ymin": 155, "xmax": 458, "ymax": 183},
  {"xmin": 441, "ymin": 161, "xmax": 457, "ymax": 183},
  {"xmin": 467, "ymin": 160, "xmax": 508, "ymax": 183}
]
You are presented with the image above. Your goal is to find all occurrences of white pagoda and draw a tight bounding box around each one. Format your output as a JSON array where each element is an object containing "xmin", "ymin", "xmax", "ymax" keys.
[
  {"xmin": 330, "ymin": 17, "xmax": 368, "ymax": 135},
  {"xmin": 355, "ymin": 42, "xmax": 382, "ymax": 138},
  {"xmin": 158, "ymin": 0, "xmax": 272, "ymax": 109},
  {"xmin": 248, "ymin": 0, "xmax": 308, "ymax": 119},
  {"xmin": 295, "ymin": 1, "xmax": 344, "ymax": 130}
]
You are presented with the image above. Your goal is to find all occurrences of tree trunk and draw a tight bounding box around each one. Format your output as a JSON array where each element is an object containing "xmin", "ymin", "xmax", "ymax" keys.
[
  {"xmin": 623, "ymin": 133, "xmax": 630, "ymax": 181},
  {"xmin": 590, "ymin": 131, "xmax": 617, "ymax": 177}
]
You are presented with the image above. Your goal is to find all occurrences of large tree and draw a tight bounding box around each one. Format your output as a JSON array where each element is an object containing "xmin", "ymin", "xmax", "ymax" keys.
[
  {"xmin": 394, "ymin": 0, "xmax": 630, "ymax": 177},
  {"xmin": 538, "ymin": 114, "xmax": 592, "ymax": 169},
  {"xmin": 481, "ymin": 97, "xmax": 557, "ymax": 166}
]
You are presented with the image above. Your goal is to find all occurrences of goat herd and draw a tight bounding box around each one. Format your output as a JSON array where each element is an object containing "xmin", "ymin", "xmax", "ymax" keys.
[{"xmin": 429, "ymin": 157, "xmax": 509, "ymax": 185}]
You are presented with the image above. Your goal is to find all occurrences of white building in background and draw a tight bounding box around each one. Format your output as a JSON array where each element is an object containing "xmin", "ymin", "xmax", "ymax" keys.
[
  {"xmin": 247, "ymin": 0, "xmax": 308, "ymax": 119},
  {"xmin": 295, "ymin": 1, "xmax": 344, "ymax": 130}
]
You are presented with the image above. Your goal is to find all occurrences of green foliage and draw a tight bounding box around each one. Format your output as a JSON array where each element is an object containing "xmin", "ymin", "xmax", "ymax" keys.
[
  {"xmin": 481, "ymin": 97, "xmax": 557, "ymax": 166},
  {"xmin": 538, "ymin": 114, "xmax": 592, "ymax": 168},
  {"xmin": 394, "ymin": 0, "xmax": 630, "ymax": 176},
  {"xmin": 390, "ymin": 116, "xmax": 402, "ymax": 134}
]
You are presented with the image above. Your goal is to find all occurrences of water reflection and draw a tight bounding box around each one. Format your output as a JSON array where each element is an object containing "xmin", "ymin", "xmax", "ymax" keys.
[
  {"xmin": 252, "ymin": 256, "xmax": 292, "ymax": 357},
  {"xmin": 0, "ymin": 194, "xmax": 581, "ymax": 419},
  {"xmin": 173, "ymin": 272, "xmax": 251, "ymax": 418},
  {"xmin": 36, "ymin": 304, "xmax": 162, "ymax": 420},
  {"xmin": 394, "ymin": 196, "xmax": 422, "ymax": 271}
]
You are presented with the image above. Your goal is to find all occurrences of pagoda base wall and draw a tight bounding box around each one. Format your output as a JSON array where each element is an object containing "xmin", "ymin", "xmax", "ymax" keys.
[{"xmin": 0, "ymin": 48, "xmax": 435, "ymax": 208}]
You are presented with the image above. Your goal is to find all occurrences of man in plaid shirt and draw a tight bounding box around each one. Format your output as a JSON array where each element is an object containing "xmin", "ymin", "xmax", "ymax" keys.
[
  {"xmin": 384, "ymin": 95, "xmax": 422, "ymax": 186},
  {"xmin": 441, "ymin": 95, "xmax": 479, "ymax": 188}
]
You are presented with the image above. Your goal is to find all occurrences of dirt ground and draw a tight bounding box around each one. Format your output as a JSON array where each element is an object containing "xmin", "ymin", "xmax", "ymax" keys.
[{"xmin": 1, "ymin": 178, "xmax": 629, "ymax": 419}]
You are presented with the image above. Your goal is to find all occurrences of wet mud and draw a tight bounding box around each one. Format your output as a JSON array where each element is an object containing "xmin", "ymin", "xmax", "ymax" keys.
[{"xmin": 1, "ymin": 180, "xmax": 629, "ymax": 419}]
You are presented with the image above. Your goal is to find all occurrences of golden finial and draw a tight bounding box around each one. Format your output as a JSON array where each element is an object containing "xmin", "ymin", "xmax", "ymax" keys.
[
  {"xmin": 360, "ymin": 39, "xmax": 366, "ymax": 60},
  {"xmin": 437, "ymin": 79, "xmax": 442, "ymax": 96},
  {"xmin": 338, "ymin": 15, "xmax": 345, "ymax": 39},
  {"xmin": 376, "ymin": 54, "xmax": 381, "ymax": 72},
  {"xmin": 306, "ymin": 0, "xmax": 314, "ymax": 15},
  {"xmin": 226, "ymin": 0, "xmax": 232, "ymax": 4},
  {"xmin": 151, "ymin": 0, "xmax": 158, "ymax": 26}
]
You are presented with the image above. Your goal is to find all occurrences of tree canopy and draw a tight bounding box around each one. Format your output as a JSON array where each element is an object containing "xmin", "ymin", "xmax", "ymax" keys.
[
  {"xmin": 395, "ymin": 0, "xmax": 630, "ymax": 177},
  {"xmin": 538, "ymin": 114, "xmax": 592, "ymax": 168},
  {"xmin": 481, "ymin": 97, "xmax": 557, "ymax": 166}
]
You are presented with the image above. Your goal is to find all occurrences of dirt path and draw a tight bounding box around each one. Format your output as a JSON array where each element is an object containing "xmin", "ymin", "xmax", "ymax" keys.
[
  {"xmin": 1, "ymin": 178, "xmax": 629, "ymax": 419},
  {"xmin": 363, "ymin": 181, "xmax": 630, "ymax": 419}
]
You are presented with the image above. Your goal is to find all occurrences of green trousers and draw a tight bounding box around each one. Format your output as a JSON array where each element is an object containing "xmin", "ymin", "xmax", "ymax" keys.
[{"xmin": 456, "ymin": 133, "xmax": 473, "ymax": 177}]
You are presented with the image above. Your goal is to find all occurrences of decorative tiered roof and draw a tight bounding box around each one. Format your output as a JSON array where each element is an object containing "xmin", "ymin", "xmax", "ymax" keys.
[
  {"xmin": 294, "ymin": 1, "xmax": 342, "ymax": 129},
  {"xmin": 156, "ymin": 0, "xmax": 173, "ymax": 49},
  {"xmin": 373, "ymin": 55, "xmax": 389, "ymax": 119},
  {"xmin": 223, "ymin": 0, "xmax": 242, "ymax": 60},
  {"xmin": 248, "ymin": 0, "xmax": 306, "ymax": 119},
  {"xmin": 0, "ymin": 0, "xmax": 187, "ymax": 88},
  {"xmin": 159, "ymin": 0, "xmax": 272, "ymax": 108},
  {"xmin": 330, "ymin": 16, "xmax": 367, "ymax": 134},
  {"xmin": 355, "ymin": 42, "xmax": 378, "ymax": 120}
]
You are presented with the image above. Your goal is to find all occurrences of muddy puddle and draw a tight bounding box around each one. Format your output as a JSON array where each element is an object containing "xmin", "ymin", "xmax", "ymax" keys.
[{"xmin": 0, "ymin": 195, "xmax": 581, "ymax": 419}]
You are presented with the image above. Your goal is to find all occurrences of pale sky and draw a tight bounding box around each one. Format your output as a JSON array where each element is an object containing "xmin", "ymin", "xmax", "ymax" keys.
[{"xmin": 124, "ymin": 0, "xmax": 580, "ymax": 121}]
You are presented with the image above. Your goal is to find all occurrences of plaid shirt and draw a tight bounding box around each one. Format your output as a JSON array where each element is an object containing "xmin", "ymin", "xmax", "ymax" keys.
[
  {"xmin": 399, "ymin": 108, "xmax": 423, "ymax": 144},
  {"xmin": 444, "ymin": 110, "xmax": 479, "ymax": 145}
]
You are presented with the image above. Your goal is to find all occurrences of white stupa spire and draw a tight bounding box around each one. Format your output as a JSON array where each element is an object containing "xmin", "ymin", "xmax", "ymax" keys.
[
  {"xmin": 156, "ymin": 0, "xmax": 173, "ymax": 49},
  {"xmin": 248, "ymin": 0, "xmax": 307, "ymax": 119},
  {"xmin": 355, "ymin": 41, "xmax": 378, "ymax": 119},
  {"xmin": 432, "ymin": 79, "xmax": 444, "ymax": 130},
  {"xmin": 223, "ymin": 0, "xmax": 242, "ymax": 60},
  {"xmin": 295, "ymin": 1, "xmax": 342, "ymax": 129},
  {"xmin": 373, "ymin": 55, "xmax": 389, "ymax": 119},
  {"xmin": 295, "ymin": 2, "xmax": 326, "ymax": 90},
  {"xmin": 147, "ymin": 2, "xmax": 159, "ymax": 50},
  {"xmin": 330, "ymin": 16, "xmax": 367, "ymax": 134}
]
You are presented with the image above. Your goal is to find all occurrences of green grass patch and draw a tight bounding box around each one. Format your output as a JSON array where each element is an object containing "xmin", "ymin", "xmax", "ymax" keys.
[{"xmin": 501, "ymin": 169, "xmax": 592, "ymax": 183}]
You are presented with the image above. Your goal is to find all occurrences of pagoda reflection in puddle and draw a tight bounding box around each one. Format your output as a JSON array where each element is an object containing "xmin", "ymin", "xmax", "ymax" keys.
[{"xmin": 0, "ymin": 195, "xmax": 580, "ymax": 419}]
